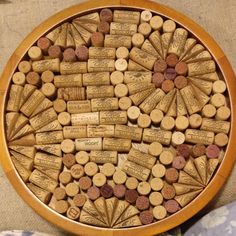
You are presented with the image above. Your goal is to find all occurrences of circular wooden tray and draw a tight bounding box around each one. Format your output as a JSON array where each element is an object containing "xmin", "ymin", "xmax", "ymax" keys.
[{"xmin": 0, "ymin": 0, "xmax": 235, "ymax": 235}]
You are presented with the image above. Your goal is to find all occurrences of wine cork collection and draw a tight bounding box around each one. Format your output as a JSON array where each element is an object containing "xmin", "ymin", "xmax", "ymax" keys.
[{"xmin": 5, "ymin": 8, "xmax": 231, "ymax": 228}]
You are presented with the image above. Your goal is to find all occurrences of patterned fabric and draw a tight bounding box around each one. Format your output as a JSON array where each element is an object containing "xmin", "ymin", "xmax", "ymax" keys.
[{"xmin": 185, "ymin": 201, "xmax": 236, "ymax": 236}]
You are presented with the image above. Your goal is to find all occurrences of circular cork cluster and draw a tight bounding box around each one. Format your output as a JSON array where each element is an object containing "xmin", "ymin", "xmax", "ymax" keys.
[{"xmin": 5, "ymin": 7, "xmax": 231, "ymax": 228}]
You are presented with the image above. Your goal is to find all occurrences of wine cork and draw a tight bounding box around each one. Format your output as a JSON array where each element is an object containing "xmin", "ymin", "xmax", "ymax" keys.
[
  {"xmin": 63, "ymin": 48, "xmax": 76, "ymax": 62},
  {"xmin": 70, "ymin": 164, "xmax": 84, "ymax": 179},
  {"xmin": 137, "ymin": 114, "xmax": 151, "ymax": 128},
  {"xmin": 152, "ymin": 163, "xmax": 166, "ymax": 178},
  {"xmin": 140, "ymin": 89, "xmax": 165, "ymax": 114},
  {"xmin": 153, "ymin": 205, "xmax": 167, "ymax": 220},
  {"xmin": 34, "ymin": 144, "xmax": 61, "ymax": 157},
  {"xmin": 189, "ymin": 114, "xmax": 202, "ymax": 128},
  {"xmin": 87, "ymin": 125, "xmax": 114, "ymax": 138},
  {"xmin": 110, "ymin": 22, "xmax": 137, "ymax": 36},
  {"xmin": 84, "ymin": 162, "xmax": 98, "ymax": 177},
  {"xmin": 90, "ymin": 150, "xmax": 117, "ymax": 164},
  {"xmin": 210, "ymin": 93, "xmax": 226, "ymax": 108},
  {"xmin": 113, "ymin": 10, "xmax": 140, "ymax": 24},
  {"xmin": 139, "ymin": 210, "xmax": 154, "ymax": 225},
  {"xmin": 125, "ymin": 177, "xmax": 139, "ymax": 190},
  {"xmin": 214, "ymin": 133, "xmax": 229, "ymax": 147},
  {"xmin": 127, "ymin": 106, "xmax": 140, "ymax": 121},
  {"xmin": 67, "ymin": 100, "xmax": 91, "ymax": 114},
  {"xmin": 61, "ymin": 139, "xmax": 75, "ymax": 154},
  {"xmin": 115, "ymin": 58, "xmax": 128, "ymax": 72},
  {"xmin": 98, "ymin": 21, "xmax": 110, "ymax": 34},
  {"xmin": 150, "ymin": 178, "xmax": 164, "ymax": 191},
  {"xmin": 149, "ymin": 192, "xmax": 163, "ymax": 206},
  {"xmin": 138, "ymin": 22, "xmax": 152, "ymax": 37},
  {"xmin": 140, "ymin": 10, "xmax": 152, "ymax": 22},
  {"xmin": 131, "ymin": 33, "xmax": 144, "ymax": 48},
  {"xmin": 36, "ymin": 131, "xmax": 63, "ymax": 145},
  {"xmin": 27, "ymin": 183, "xmax": 51, "ymax": 203},
  {"xmin": 32, "ymin": 58, "xmax": 60, "ymax": 73},
  {"xmin": 18, "ymin": 61, "xmax": 31, "ymax": 74},
  {"xmin": 101, "ymin": 163, "xmax": 115, "ymax": 177},
  {"xmin": 128, "ymin": 148, "xmax": 156, "ymax": 169},
  {"xmin": 160, "ymin": 116, "xmax": 175, "ymax": 131},
  {"xmin": 72, "ymin": 22, "xmax": 92, "ymax": 45},
  {"xmin": 67, "ymin": 206, "xmax": 81, "ymax": 220},
  {"xmin": 75, "ymin": 138, "xmax": 102, "ymax": 151},
  {"xmin": 130, "ymin": 47, "xmax": 156, "ymax": 70},
  {"xmin": 73, "ymin": 194, "xmax": 87, "ymax": 207},
  {"xmin": 212, "ymin": 80, "xmax": 226, "ymax": 94},
  {"xmin": 58, "ymin": 112, "xmax": 71, "ymax": 126},
  {"xmin": 100, "ymin": 8, "xmax": 113, "ymax": 22},
  {"xmin": 87, "ymin": 58, "xmax": 115, "ymax": 73},
  {"xmin": 119, "ymin": 97, "xmax": 132, "ymax": 110},
  {"xmin": 26, "ymin": 72, "xmax": 41, "ymax": 87},
  {"xmin": 129, "ymin": 88, "xmax": 155, "ymax": 107},
  {"xmin": 83, "ymin": 72, "xmax": 110, "ymax": 87},
  {"xmin": 185, "ymin": 129, "xmax": 214, "ymax": 145},
  {"xmin": 128, "ymin": 59, "xmax": 150, "ymax": 71},
  {"xmin": 104, "ymin": 35, "xmax": 132, "ymax": 49},
  {"xmin": 114, "ymin": 124, "xmax": 142, "ymax": 141},
  {"xmin": 143, "ymin": 129, "xmax": 172, "ymax": 145},
  {"xmin": 100, "ymin": 111, "xmax": 127, "ymax": 125},
  {"xmin": 9, "ymin": 145, "xmax": 35, "ymax": 159},
  {"xmin": 149, "ymin": 109, "xmax": 163, "ymax": 125},
  {"xmin": 110, "ymin": 71, "xmax": 124, "ymax": 85},
  {"xmin": 8, "ymin": 133, "xmax": 36, "ymax": 146},
  {"xmin": 202, "ymin": 104, "xmax": 216, "ymax": 118},
  {"xmin": 127, "ymin": 82, "xmax": 155, "ymax": 95},
  {"xmin": 174, "ymin": 76, "xmax": 188, "ymax": 90},
  {"xmin": 12, "ymin": 72, "xmax": 26, "ymax": 86},
  {"xmin": 89, "ymin": 47, "xmax": 116, "ymax": 59},
  {"xmin": 11, "ymin": 157, "xmax": 31, "ymax": 182},
  {"xmin": 48, "ymin": 45, "xmax": 62, "ymax": 59},
  {"xmin": 188, "ymin": 60, "xmax": 216, "ymax": 76},
  {"xmin": 149, "ymin": 15, "xmax": 163, "ymax": 30},
  {"xmin": 75, "ymin": 151, "xmax": 89, "ymax": 165},
  {"xmin": 41, "ymin": 71, "xmax": 54, "ymax": 84},
  {"xmin": 114, "ymin": 84, "xmax": 128, "ymax": 98},
  {"xmin": 65, "ymin": 182, "xmax": 79, "ymax": 197},
  {"xmin": 37, "ymin": 37, "xmax": 51, "ymax": 53},
  {"xmin": 103, "ymin": 138, "xmax": 131, "ymax": 152},
  {"xmin": 171, "ymin": 131, "xmax": 185, "ymax": 146},
  {"xmin": 54, "ymin": 74, "xmax": 82, "ymax": 88},
  {"xmin": 34, "ymin": 165, "xmax": 60, "ymax": 181},
  {"xmin": 122, "ymin": 160, "xmax": 150, "ymax": 181},
  {"xmin": 87, "ymin": 85, "xmax": 114, "ymax": 99},
  {"xmin": 191, "ymin": 84, "xmax": 210, "ymax": 108},
  {"xmin": 75, "ymin": 45, "xmax": 89, "ymax": 61},
  {"xmin": 216, "ymin": 106, "xmax": 231, "ymax": 120},
  {"xmin": 62, "ymin": 153, "xmax": 76, "ymax": 169},
  {"xmin": 156, "ymin": 89, "xmax": 176, "ymax": 113},
  {"xmin": 59, "ymin": 171, "xmax": 72, "ymax": 185},
  {"xmin": 200, "ymin": 118, "xmax": 230, "ymax": 134},
  {"xmin": 53, "ymin": 99, "xmax": 66, "ymax": 113},
  {"xmin": 41, "ymin": 82, "xmax": 56, "ymax": 98},
  {"xmin": 55, "ymin": 200, "xmax": 69, "ymax": 214},
  {"xmin": 29, "ymin": 169, "xmax": 58, "ymax": 192},
  {"xmin": 149, "ymin": 31, "xmax": 163, "ymax": 58},
  {"xmin": 113, "ymin": 170, "xmax": 127, "ymax": 185},
  {"xmin": 159, "ymin": 150, "xmax": 174, "ymax": 165},
  {"xmin": 137, "ymin": 182, "xmax": 151, "ymax": 195},
  {"xmin": 6, "ymin": 85, "xmax": 23, "ymax": 112},
  {"xmin": 163, "ymin": 20, "xmax": 176, "ymax": 33},
  {"xmin": 92, "ymin": 173, "xmax": 107, "ymax": 187},
  {"xmin": 60, "ymin": 61, "xmax": 87, "ymax": 75},
  {"xmin": 34, "ymin": 152, "xmax": 62, "ymax": 170},
  {"xmin": 124, "ymin": 72, "xmax": 152, "ymax": 84},
  {"xmin": 175, "ymin": 115, "xmax": 189, "ymax": 131},
  {"xmin": 71, "ymin": 112, "xmax": 99, "ymax": 126},
  {"xmin": 148, "ymin": 142, "xmax": 163, "ymax": 157},
  {"xmin": 28, "ymin": 46, "xmax": 43, "ymax": 61}
]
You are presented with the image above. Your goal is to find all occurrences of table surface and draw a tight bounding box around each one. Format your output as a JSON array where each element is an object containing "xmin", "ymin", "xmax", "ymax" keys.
[{"xmin": 0, "ymin": 0, "xmax": 235, "ymax": 235}]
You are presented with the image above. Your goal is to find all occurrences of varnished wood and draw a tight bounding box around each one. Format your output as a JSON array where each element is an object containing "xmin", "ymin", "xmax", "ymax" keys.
[{"xmin": 0, "ymin": 0, "xmax": 236, "ymax": 235}]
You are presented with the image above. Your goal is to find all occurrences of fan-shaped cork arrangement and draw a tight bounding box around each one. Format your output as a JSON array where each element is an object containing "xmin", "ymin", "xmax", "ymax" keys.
[{"xmin": 3, "ymin": 5, "xmax": 232, "ymax": 230}]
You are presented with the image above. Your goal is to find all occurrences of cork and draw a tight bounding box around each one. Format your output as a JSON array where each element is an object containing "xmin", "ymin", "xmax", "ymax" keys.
[
  {"xmin": 55, "ymin": 200, "xmax": 69, "ymax": 214},
  {"xmin": 29, "ymin": 169, "xmax": 58, "ymax": 192},
  {"xmin": 19, "ymin": 84, "xmax": 37, "ymax": 108},
  {"xmin": 157, "ymin": 89, "xmax": 176, "ymax": 113},
  {"xmin": 127, "ymin": 106, "xmax": 140, "ymax": 122},
  {"xmin": 110, "ymin": 71, "xmax": 124, "ymax": 85},
  {"xmin": 35, "ymin": 119, "xmax": 62, "ymax": 133},
  {"xmin": 186, "ymin": 50, "xmax": 212, "ymax": 63},
  {"xmin": 66, "ymin": 101, "xmax": 90, "ymax": 114},
  {"xmin": 127, "ymin": 82, "xmax": 155, "ymax": 95},
  {"xmin": 28, "ymin": 46, "xmax": 43, "ymax": 61},
  {"xmin": 98, "ymin": 21, "xmax": 110, "ymax": 34},
  {"xmin": 179, "ymin": 38, "xmax": 197, "ymax": 60},
  {"xmin": 71, "ymin": 112, "xmax": 99, "ymax": 126},
  {"xmin": 67, "ymin": 206, "xmax": 81, "ymax": 220},
  {"xmin": 61, "ymin": 139, "xmax": 75, "ymax": 154},
  {"xmin": 141, "ymin": 39, "xmax": 161, "ymax": 58},
  {"xmin": 143, "ymin": 128, "xmax": 172, "ymax": 145},
  {"xmin": 6, "ymin": 112, "xmax": 19, "ymax": 139},
  {"xmin": 63, "ymin": 48, "xmax": 77, "ymax": 62},
  {"xmin": 90, "ymin": 150, "xmax": 117, "ymax": 164},
  {"xmin": 58, "ymin": 112, "xmax": 71, "ymax": 126},
  {"xmin": 78, "ymin": 12, "xmax": 100, "ymax": 22},
  {"xmin": 88, "ymin": 58, "xmax": 115, "ymax": 73},
  {"xmin": 34, "ymin": 144, "xmax": 61, "ymax": 157},
  {"xmin": 59, "ymin": 171, "xmax": 72, "ymax": 185},
  {"xmin": 173, "ymin": 183, "xmax": 202, "ymax": 195},
  {"xmin": 125, "ymin": 177, "xmax": 139, "ymax": 190},
  {"xmin": 32, "ymin": 58, "xmax": 60, "ymax": 73},
  {"xmin": 176, "ymin": 90, "xmax": 187, "ymax": 116},
  {"xmin": 128, "ymin": 59, "xmax": 150, "ymax": 71},
  {"xmin": 54, "ymin": 22, "xmax": 68, "ymax": 47},
  {"xmin": 62, "ymin": 126, "xmax": 86, "ymax": 139},
  {"xmin": 194, "ymin": 155, "xmax": 207, "ymax": 184},
  {"xmin": 153, "ymin": 205, "xmax": 167, "ymax": 220},
  {"xmin": 7, "ymin": 85, "xmax": 23, "ymax": 112},
  {"xmin": 103, "ymin": 138, "xmax": 131, "ymax": 152},
  {"xmin": 41, "ymin": 83, "xmax": 56, "ymax": 99},
  {"xmin": 101, "ymin": 163, "xmax": 116, "ymax": 177},
  {"xmin": 104, "ymin": 35, "xmax": 132, "ymax": 49},
  {"xmin": 36, "ymin": 131, "xmax": 63, "ymax": 145},
  {"xmin": 131, "ymin": 33, "xmax": 144, "ymax": 48},
  {"xmin": 130, "ymin": 88, "xmax": 155, "ymax": 106},
  {"xmin": 188, "ymin": 60, "xmax": 216, "ymax": 76},
  {"xmin": 75, "ymin": 138, "xmax": 102, "ymax": 151},
  {"xmin": 175, "ymin": 115, "xmax": 189, "ymax": 131},
  {"xmin": 206, "ymin": 159, "xmax": 219, "ymax": 183},
  {"xmin": 137, "ymin": 181, "xmax": 151, "ymax": 195},
  {"xmin": 54, "ymin": 74, "xmax": 82, "ymax": 88},
  {"xmin": 210, "ymin": 93, "xmax": 226, "ymax": 108},
  {"xmin": 161, "ymin": 183, "xmax": 176, "ymax": 200},
  {"xmin": 113, "ymin": 10, "xmax": 140, "ymax": 24},
  {"xmin": 65, "ymin": 182, "xmax": 79, "ymax": 197},
  {"xmin": 60, "ymin": 61, "xmax": 87, "ymax": 75},
  {"xmin": 212, "ymin": 80, "xmax": 226, "ymax": 94},
  {"xmin": 200, "ymin": 118, "xmax": 230, "ymax": 134},
  {"xmin": 93, "ymin": 173, "xmax": 107, "ymax": 187},
  {"xmin": 191, "ymin": 84, "xmax": 210, "ymax": 108},
  {"xmin": 9, "ymin": 145, "xmax": 35, "ymax": 159},
  {"xmin": 182, "ymin": 44, "xmax": 205, "ymax": 62},
  {"xmin": 216, "ymin": 106, "xmax": 230, "ymax": 121},
  {"xmin": 70, "ymin": 164, "xmax": 84, "ymax": 179},
  {"xmin": 171, "ymin": 132, "xmax": 185, "ymax": 146},
  {"xmin": 138, "ymin": 22, "xmax": 152, "ymax": 37},
  {"xmin": 159, "ymin": 150, "xmax": 174, "ymax": 165},
  {"xmin": 114, "ymin": 124, "xmax": 142, "ymax": 141},
  {"xmin": 70, "ymin": 24, "xmax": 85, "ymax": 48},
  {"xmin": 11, "ymin": 157, "xmax": 31, "ymax": 182},
  {"xmin": 79, "ymin": 209, "xmax": 107, "ymax": 227},
  {"xmin": 149, "ymin": 192, "xmax": 163, "ymax": 206},
  {"xmin": 75, "ymin": 151, "xmax": 90, "ymax": 165},
  {"xmin": 10, "ymin": 124, "xmax": 34, "ymax": 141},
  {"xmin": 110, "ymin": 22, "xmax": 137, "ymax": 36},
  {"xmin": 174, "ymin": 76, "xmax": 188, "ymax": 89},
  {"xmin": 74, "ymin": 194, "xmax": 87, "ymax": 207},
  {"xmin": 185, "ymin": 129, "xmax": 214, "ymax": 145},
  {"xmin": 87, "ymin": 85, "xmax": 114, "ymax": 99},
  {"xmin": 34, "ymin": 152, "xmax": 62, "ymax": 170},
  {"xmin": 163, "ymin": 19, "xmax": 176, "ymax": 33},
  {"xmin": 75, "ymin": 45, "xmax": 89, "ymax": 61},
  {"xmin": 99, "ymin": 8, "xmax": 113, "ymax": 22},
  {"xmin": 124, "ymin": 72, "xmax": 151, "ymax": 84},
  {"xmin": 37, "ymin": 37, "xmax": 51, "ymax": 54},
  {"xmin": 18, "ymin": 61, "xmax": 31, "ymax": 74},
  {"xmin": 113, "ymin": 170, "xmax": 127, "ymax": 185},
  {"xmin": 161, "ymin": 33, "xmax": 173, "ymax": 59},
  {"xmin": 27, "ymin": 183, "xmax": 51, "ymax": 204},
  {"xmin": 137, "ymin": 114, "xmax": 151, "ymax": 128},
  {"xmin": 189, "ymin": 114, "xmax": 202, "ymax": 129},
  {"xmin": 89, "ymin": 47, "xmax": 116, "ymax": 59},
  {"xmin": 150, "ymin": 178, "xmax": 164, "ymax": 191},
  {"xmin": 100, "ymin": 111, "xmax": 127, "ymax": 125},
  {"xmin": 72, "ymin": 22, "xmax": 92, "ymax": 45},
  {"xmin": 149, "ymin": 109, "xmax": 163, "ymax": 125},
  {"xmin": 160, "ymin": 116, "xmax": 175, "ymax": 131},
  {"xmin": 175, "ymin": 190, "xmax": 202, "ymax": 207},
  {"xmin": 128, "ymin": 148, "xmax": 156, "ymax": 169},
  {"xmin": 45, "ymin": 25, "xmax": 61, "ymax": 42},
  {"xmin": 150, "ymin": 15, "xmax": 163, "ymax": 30},
  {"xmin": 149, "ymin": 31, "xmax": 163, "ymax": 57},
  {"xmin": 12, "ymin": 72, "xmax": 26, "ymax": 86},
  {"xmin": 26, "ymin": 72, "xmax": 41, "ymax": 87},
  {"xmin": 34, "ymin": 165, "xmax": 60, "ymax": 181},
  {"xmin": 115, "ymin": 59, "xmax": 128, "ymax": 72},
  {"xmin": 87, "ymin": 125, "xmax": 114, "ymax": 138},
  {"xmin": 41, "ymin": 71, "xmax": 54, "ymax": 84},
  {"xmin": 202, "ymin": 104, "xmax": 216, "ymax": 118},
  {"xmin": 119, "ymin": 97, "xmax": 132, "ymax": 110},
  {"xmin": 129, "ymin": 47, "xmax": 156, "ymax": 70},
  {"xmin": 140, "ymin": 10, "xmax": 152, "ymax": 22},
  {"xmin": 54, "ymin": 187, "xmax": 66, "ymax": 200},
  {"xmin": 48, "ymin": 45, "xmax": 62, "ymax": 59}
]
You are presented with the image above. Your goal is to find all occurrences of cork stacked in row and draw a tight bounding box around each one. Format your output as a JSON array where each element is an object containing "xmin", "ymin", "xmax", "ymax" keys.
[{"xmin": 5, "ymin": 8, "xmax": 230, "ymax": 228}]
